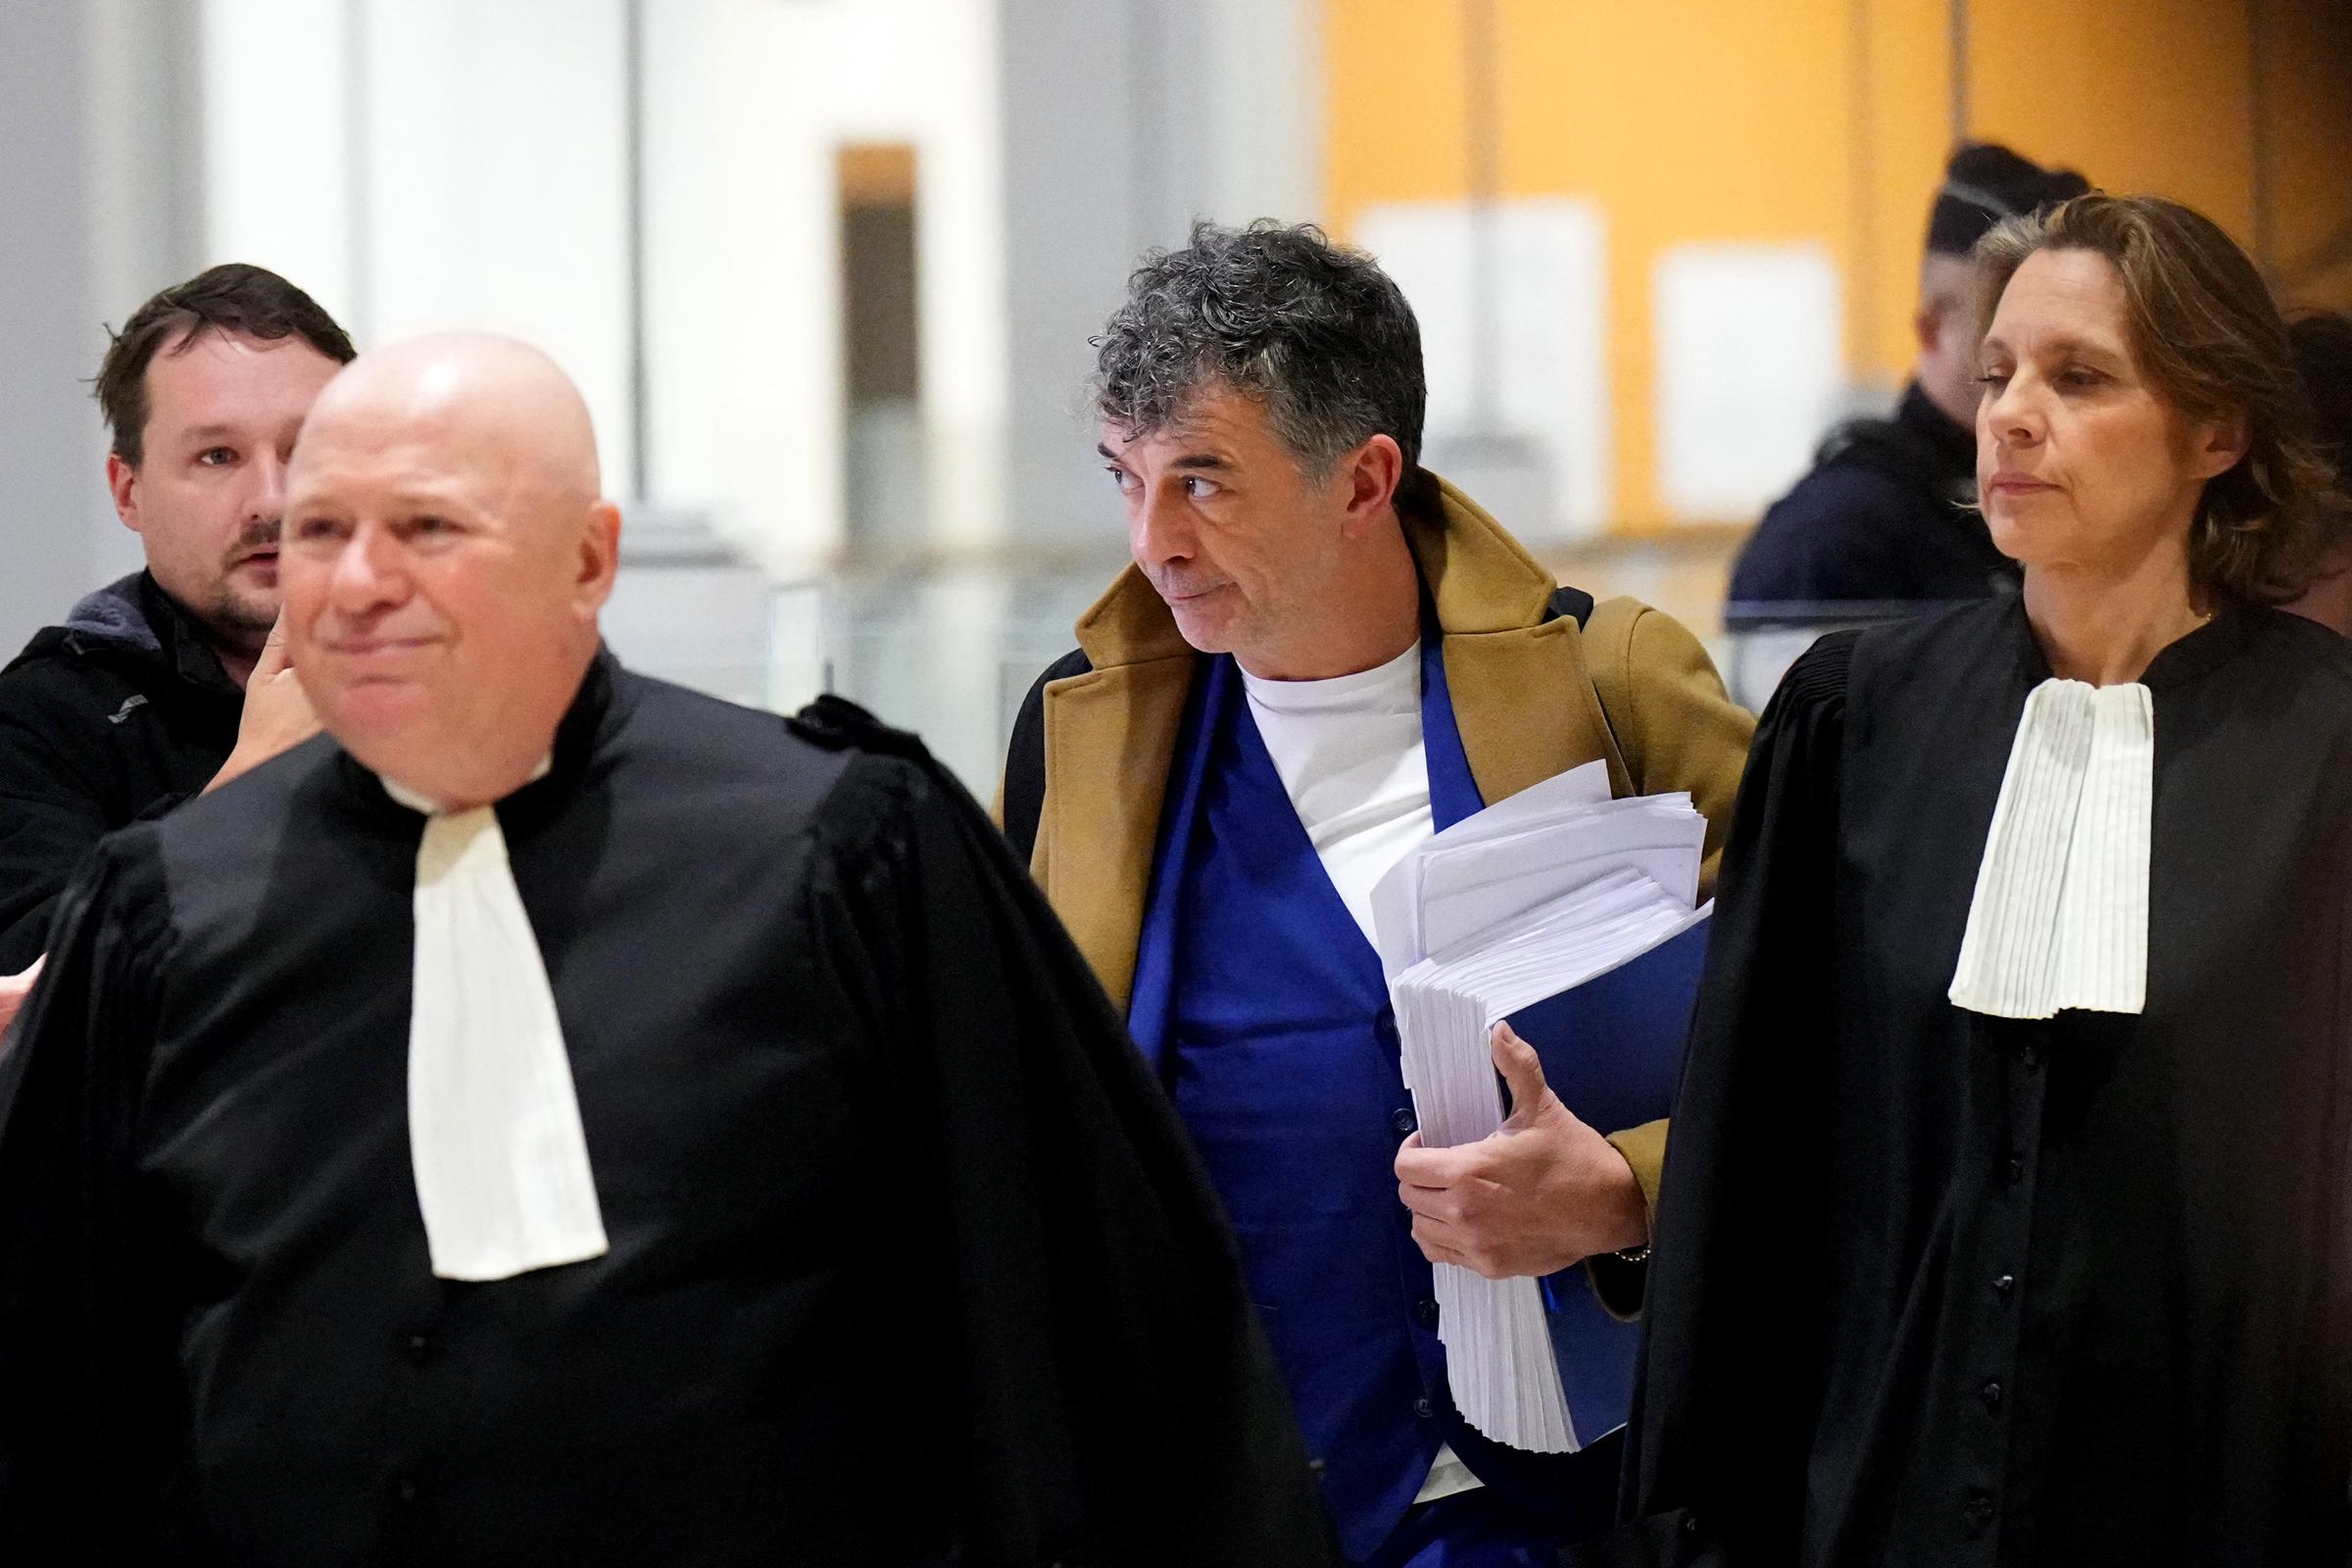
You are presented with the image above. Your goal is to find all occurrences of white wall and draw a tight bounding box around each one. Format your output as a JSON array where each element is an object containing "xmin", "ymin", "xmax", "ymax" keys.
[
  {"xmin": 183, "ymin": 0, "xmax": 1323, "ymax": 782},
  {"xmin": 999, "ymin": 0, "xmax": 1327, "ymax": 548},
  {"xmin": 640, "ymin": 0, "xmax": 1007, "ymax": 568},
  {"xmin": 200, "ymin": 0, "xmax": 360, "ymax": 331},
  {"xmin": 199, "ymin": 0, "xmax": 1009, "ymax": 573},
  {"xmin": 1653, "ymin": 242, "xmax": 1843, "ymax": 523},
  {"xmin": 193, "ymin": 0, "xmax": 1324, "ymax": 568},
  {"xmin": 1354, "ymin": 198, "xmax": 1613, "ymax": 540},
  {"xmin": 1198, "ymin": 0, "xmax": 1325, "ymax": 233},
  {"xmin": 203, "ymin": 0, "xmax": 637, "ymax": 497}
]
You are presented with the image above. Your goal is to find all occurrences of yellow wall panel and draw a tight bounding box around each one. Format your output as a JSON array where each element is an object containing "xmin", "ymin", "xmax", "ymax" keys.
[
  {"xmin": 1504, "ymin": 4, "xmax": 1857, "ymax": 529},
  {"xmin": 2257, "ymin": 0, "xmax": 2352, "ymax": 310},
  {"xmin": 1325, "ymin": 0, "xmax": 1472, "ymax": 208},
  {"xmin": 1967, "ymin": 0, "xmax": 2257, "ymax": 239},
  {"xmin": 1323, "ymin": 0, "xmax": 2352, "ymax": 534},
  {"xmin": 1855, "ymin": 0, "xmax": 1956, "ymax": 380}
]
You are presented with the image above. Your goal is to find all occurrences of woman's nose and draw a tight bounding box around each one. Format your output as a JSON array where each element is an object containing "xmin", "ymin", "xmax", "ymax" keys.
[{"xmin": 1986, "ymin": 380, "xmax": 2042, "ymax": 446}]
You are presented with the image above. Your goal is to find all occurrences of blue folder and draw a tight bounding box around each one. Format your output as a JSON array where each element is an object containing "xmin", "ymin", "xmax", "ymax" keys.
[{"xmin": 1504, "ymin": 912, "xmax": 1710, "ymax": 1444}]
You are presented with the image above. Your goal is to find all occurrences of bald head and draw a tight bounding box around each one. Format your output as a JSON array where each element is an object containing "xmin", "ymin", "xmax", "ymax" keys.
[
  {"xmin": 303, "ymin": 332, "xmax": 602, "ymax": 514},
  {"xmin": 281, "ymin": 332, "xmax": 622, "ymax": 808}
]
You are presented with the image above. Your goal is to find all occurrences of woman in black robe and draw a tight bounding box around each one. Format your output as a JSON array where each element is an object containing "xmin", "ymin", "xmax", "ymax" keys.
[{"xmin": 1588, "ymin": 196, "xmax": 2352, "ymax": 1566}]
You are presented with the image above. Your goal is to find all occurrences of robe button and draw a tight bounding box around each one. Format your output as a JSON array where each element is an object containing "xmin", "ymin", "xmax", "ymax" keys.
[
  {"xmin": 1412, "ymin": 1396, "xmax": 1435, "ymax": 1420},
  {"xmin": 1392, "ymin": 1106, "xmax": 1418, "ymax": 1135},
  {"xmin": 2005, "ymin": 1152, "xmax": 2026, "ymax": 1186},
  {"xmin": 1962, "ymin": 1491, "xmax": 1994, "ymax": 1531},
  {"xmin": 1413, "ymin": 1298, "xmax": 1440, "ymax": 1329},
  {"xmin": 1991, "ymin": 1273, "xmax": 2016, "ymax": 1301},
  {"xmin": 2020, "ymin": 1043, "xmax": 2041, "ymax": 1072},
  {"xmin": 395, "ymin": 1476, "xmax": 419, "ymax": 1506},
  {"xmin": 1374, "ymin": 1011, "xmax": 1401, "ymax": 1049},
  {"xmin": 1980, "ymin": 1379, "xmax": 2004, "ymax": 1411},
  {"xmin": 406, "ymin": 1334, "xmax": 432, "ymax": 1363}
]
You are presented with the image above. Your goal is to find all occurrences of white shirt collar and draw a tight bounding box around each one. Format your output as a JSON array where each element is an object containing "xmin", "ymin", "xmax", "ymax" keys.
[
  {"xmin": 377, "ymin": 753, "xmax": 608, "ymax": 1281},
  {"xmin": 1948, "ymin": 678, "xmax": 2154, "ymax": 1020}
]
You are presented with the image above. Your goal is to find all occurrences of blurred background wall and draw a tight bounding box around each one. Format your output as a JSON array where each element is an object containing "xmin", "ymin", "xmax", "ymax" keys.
[
  {"xmin": 4, "ymin": 0, "xmax": 2348, "ymax": 790},
  {"xmin": 1328, "ymin": 0, "xmax": 2352, "ymax": 621}
]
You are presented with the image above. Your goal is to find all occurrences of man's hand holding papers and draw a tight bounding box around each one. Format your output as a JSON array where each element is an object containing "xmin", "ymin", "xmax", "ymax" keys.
[
  {"xmin": 1371, "ymin": 763, "xmax": 1713, "ymax": 1452},
  {"xmin": 1396, "ymin": 1022, "xmax": 1648, "ymax": 1279}
]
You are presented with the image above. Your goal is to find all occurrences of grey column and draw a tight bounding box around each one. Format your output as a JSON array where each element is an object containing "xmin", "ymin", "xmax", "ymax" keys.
[
  {"xmin": 996, "ymin": 0, "xmax": 1321, "ymax": 547},
  {"xmin": 0, "ymin": 0, "xmax": 204, "ymax": 654}
]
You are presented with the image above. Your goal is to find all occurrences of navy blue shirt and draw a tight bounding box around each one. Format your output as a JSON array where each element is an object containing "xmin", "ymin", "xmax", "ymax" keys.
[{"xmin": 1729, "ymin": 384, "xmax": 2019, "ymax": 607}]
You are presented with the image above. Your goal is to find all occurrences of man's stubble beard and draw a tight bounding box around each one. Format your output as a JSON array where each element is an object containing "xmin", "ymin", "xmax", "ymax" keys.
[
  {"xmin": 202, "ymin": 517, "xmax": 283, "ymax": 647},
  {"xmin": 204, "ymin": 584, "xmax": 278, "ymax": 643}
]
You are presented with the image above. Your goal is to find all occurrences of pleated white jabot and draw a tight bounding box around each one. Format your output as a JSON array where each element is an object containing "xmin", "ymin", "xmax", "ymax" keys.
[
  {"xmin": 1947, "ymin": 678, "xmax": 2153, "ymax": 1021},
  {"xmin": 382, "ymin": 765, "xmax": 610, "ymax": 1281}
]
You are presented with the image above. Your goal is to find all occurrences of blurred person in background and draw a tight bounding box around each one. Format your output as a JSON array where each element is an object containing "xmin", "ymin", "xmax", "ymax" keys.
[
  {"xmin": 1728, "ymin": 143, "xmax": 2089, "ymax": 609},
  {"xmin": 2284, "ymin": 310, "xmax": 2352, "ymax": 634},
  {"xmin": 1001, "ymin": 220, "xmax": 1754, "ymax": 1567},
  {"xmin": 1595, "ymin": 195, "xmax": 2352, "ymax": 1566},
  {"xmin": 0, "ymin": 265, "xmax": 352, "ymax": 1034}
]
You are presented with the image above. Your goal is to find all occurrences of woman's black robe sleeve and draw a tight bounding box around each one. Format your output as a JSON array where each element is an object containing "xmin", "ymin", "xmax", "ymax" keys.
[{"xmin": 1579, "ymin": 633, "xmax": 1858, "ymax": 1566}]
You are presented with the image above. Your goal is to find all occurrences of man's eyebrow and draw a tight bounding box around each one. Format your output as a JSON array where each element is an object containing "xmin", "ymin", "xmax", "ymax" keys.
[
  {"xmin": 1094, "ymin": 442, "xmax": 1233, "ymax": 471},
  {"xmin": 176, "ymin": 423, "xmax": 244, "ymax": 445}
]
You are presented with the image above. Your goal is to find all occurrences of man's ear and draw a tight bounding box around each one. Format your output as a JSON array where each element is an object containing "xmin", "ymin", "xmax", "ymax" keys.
[
  {"xmin": 575, "ymin": 501, "xmax": 622, "ymax": 615},
  {"xmin": 1913, "ymin": 304, "xmax": 1943, "ymax": 357},
  {"xmin": 1337, "ymin": 434, "xmax": 1405, "ymax": 538},
  {"xmin": 107, "ymin": 452, "xmax": 142, "ymax": 534}
]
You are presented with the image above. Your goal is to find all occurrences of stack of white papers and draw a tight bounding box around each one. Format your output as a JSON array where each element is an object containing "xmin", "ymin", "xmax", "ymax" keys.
[
  {"xmin": 1373, "ymin": 770, "xmax": 1711, "ymax": 1453},
  {"xmin": 1370, "ymin": 761, "xmax": 1700, "ymax": 982}
]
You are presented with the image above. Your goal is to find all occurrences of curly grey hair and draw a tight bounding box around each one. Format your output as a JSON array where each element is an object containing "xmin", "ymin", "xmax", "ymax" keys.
[{"xmin": 1092, "ymin": 220, "xmax": 1427, "ymax": 474}]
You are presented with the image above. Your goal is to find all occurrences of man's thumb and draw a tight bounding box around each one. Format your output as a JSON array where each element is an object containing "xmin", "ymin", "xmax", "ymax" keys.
[{"xmin": 1493, "ymin": 1022, "xmax": 1553, "ymax": 1122}]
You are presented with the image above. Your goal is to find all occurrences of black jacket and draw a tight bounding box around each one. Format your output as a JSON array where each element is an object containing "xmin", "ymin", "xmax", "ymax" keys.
[
  {"xmin": 1727, "ymin": 383, "xmax": 2020, "ymax": 609},
  {"xmin": 0, "ymin": 572, "xmax": 242, "ymax": 970}
]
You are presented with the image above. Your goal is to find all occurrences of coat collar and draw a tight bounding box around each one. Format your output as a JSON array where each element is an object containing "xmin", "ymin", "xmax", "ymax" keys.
[
  {"xmin": 1039, "ymin": 469, "xmax": 1620, "ymax": 1011},
  {"xmin": 1072, "ymin": 470, "xmax": 1560, "ymax": 671}
]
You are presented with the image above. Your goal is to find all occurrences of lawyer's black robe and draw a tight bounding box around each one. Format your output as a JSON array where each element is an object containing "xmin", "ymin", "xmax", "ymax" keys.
[
  {"xmin": 1588, "ymin": 599, "xmax": 2352, "ymax": 1567},
  {"xmin": 0, "ymin": 656, "xmax": 1333, "ymax": 1568}
]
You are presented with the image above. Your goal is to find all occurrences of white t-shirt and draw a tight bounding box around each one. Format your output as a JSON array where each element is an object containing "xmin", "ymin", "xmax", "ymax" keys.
[
  {"xmin": 1239, "ymin": 644, "xmax": 1431, "ymax": 945},
  {"xmin": 1238, "ymin": 643, "xmax": 1482, "ymax": 1506}
]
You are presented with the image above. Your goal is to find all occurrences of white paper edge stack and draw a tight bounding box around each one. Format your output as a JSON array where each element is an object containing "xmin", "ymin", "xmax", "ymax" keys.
[{"xmin": 1376, "ymin": 778, "xmax": 1709, "ymax": 1453}]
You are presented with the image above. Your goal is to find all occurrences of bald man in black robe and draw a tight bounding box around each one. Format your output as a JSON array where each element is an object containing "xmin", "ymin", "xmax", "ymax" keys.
[{"xmin": 0, "ymin": 334, "xmax": 1332, "ymax": 1567}]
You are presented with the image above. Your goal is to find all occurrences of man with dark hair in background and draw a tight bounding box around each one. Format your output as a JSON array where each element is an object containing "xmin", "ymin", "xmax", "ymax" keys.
[
  {"xmin": 1728, "ymin": 143, "xmax": 2090, "ymax": 607},
  {"xmin": 1001, "ymin": 221, "xmax": 1753, "ymax": 1566},
  {"xmin": 0, "ymin": 264, "xmax": 354, "ymax": 1023}
]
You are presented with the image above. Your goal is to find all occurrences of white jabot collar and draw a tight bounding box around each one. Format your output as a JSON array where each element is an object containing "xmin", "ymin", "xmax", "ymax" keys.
[
  {"xmin": 381, "ymin": 758, "xmax": 610, "ymax": 1281},
  {"xmin": 1948, "ymin": 678, "xmax": 2153, "ymax": 1020}
]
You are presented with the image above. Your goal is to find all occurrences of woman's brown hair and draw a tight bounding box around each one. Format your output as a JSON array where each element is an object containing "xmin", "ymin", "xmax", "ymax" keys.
[{"xmin": 1972, "ymin": 193, "xmax": 2346, "ymax": 604}]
